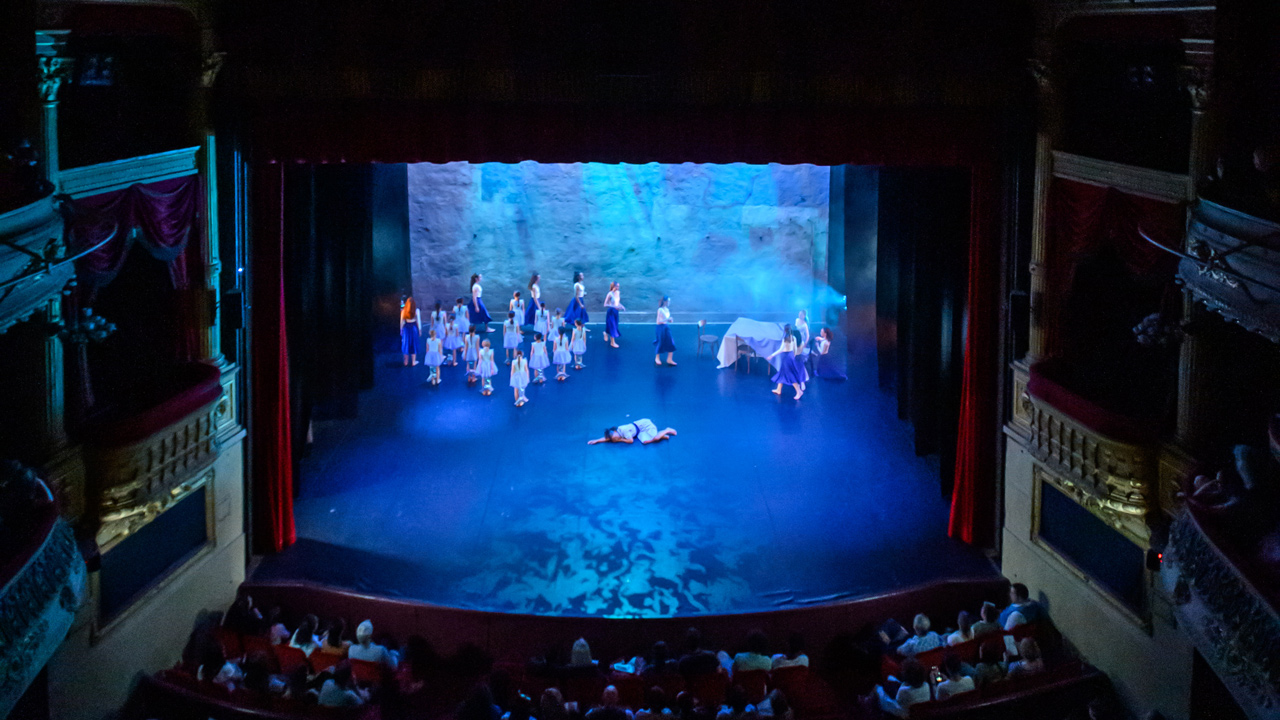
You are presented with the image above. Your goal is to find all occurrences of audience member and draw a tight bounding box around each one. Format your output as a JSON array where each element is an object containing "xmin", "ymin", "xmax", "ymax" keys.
[
  {"xmin": 678, "ymin": 628, "xmax": 722, "ymax": 677},
  {"xmin": 1007, "ymin": 638, "xmax": 1045, "ymax": 678},
  {"xmin": 641, "ymin": 641, "xmax": 679, "ymax": 680},
  {"xmin": 1000, "ymin": 583, "xmax": 1047, "ymax": 629},
  {"xmin": 196, "ymin": 644, "xmax": 242, "ymax": 691},
  {"xmin": 895, "ymin": 614, "xmax": 942, "ymax": 657},
  {"xmin": 770, "ymin": 634, "xmax": 808, "ymax": 669},
  {"xmin": 490, "ymin": 667, "xmax": 516, "ymax": 712},
  {"xmin": 504, "ymin": 692, "xmax": 535, "ymax": 720},
  {"xmin": 731, "ymin": 631, "xmax": 773, "ymax": 675},
  {"xmin": 970, "ymin": 602, "xmax": 1002, "ymax": 639},
  {"xmin": 223, "ymin": 595, "xmax": 265, "ymax": 636},
  {"xmin": 756, "ymin": 689, "xmax": 791, "ymax": 720},
  {"xmin": 541, "ymin": 688, "xmax": 572, "ymax": 720},
  {"xmin": 398, "ymin": 634, "xmax": 437, "ymax": 693},
  {"xmin": 946, "ymin": 611, "xmax": 974, "ymax": 646},
  {"xmin": 971, "ymin": 640, "xmax": 1006, "ymax": 687},
  {"xmin": 715, "ymin": 685, "xmax": 757, "ymax": 720},
  {"xmin": 571, "ymin": 637, "xmax": 599, "ymax": 668},
  {"xmin": 266, "ymin": 607, "xmax": 290, "ymax": 645},
  {"xmin": 635, "ymin": 686, "xmax": 671, "ymax": 720},
  {"xmin": 349, "ymin": 619, "xmax": 399, "ymax": 669},
  {"xmin": 587, "ymin": 685, "xmax": 634, "ymax": 720},
  {"xmin": 290, "ymin": 614, "xmax": 322, "ymax": 656},
  {"xmin": 317, "ymin": 661, "xmax": 368, "ymax": 707},
  {"xmin": 934, "ymin": 653, "xmax": 976, "ymax": 701},
  {"xmin": 241, "ymin": 651, "xmax": 286, "ymax": 697},
  {"xmin": 283, "ymin": 663, "xmax": 313, "ymax": 702},
  {"xmin": 457, "ymin": 684, "xmax": 502, "ymax": 720},
  {"xmin": 316, "ymin": 618, "xmax": 351, "ymax": 657}
]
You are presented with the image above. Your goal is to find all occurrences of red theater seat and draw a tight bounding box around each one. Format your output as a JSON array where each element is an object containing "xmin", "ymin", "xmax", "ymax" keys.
[
  {"xmin": 350, "ymin": 658, "xmax": 383, "ymax": 687},
  {"xmin": 214, "ymin": 626, "xmax": 244, "ymax": 660},
  {"xmin": 688, "ymin": 670, "xmax": 729, "ymax": 707},
  {"xmin": 241, "ymin": 634, "xmax": 275, "ymax": 663},
  {"xmin": 273, "ymin": 644, "xmax": 311, "ymax": 675},
  {"xmin": 610, "ymin": 672, "xmax": 645, "ymax": 708},
  {"xmin": 562, "ymin": 673, "xmax": 607, "ymax": 706},
  {"xmin": 733, "ymin": 669, "xmax": 769, "ymax": 705},
  {"xmin": 310, "ymin": 650, "xmax": 345, "ymax": 674}
]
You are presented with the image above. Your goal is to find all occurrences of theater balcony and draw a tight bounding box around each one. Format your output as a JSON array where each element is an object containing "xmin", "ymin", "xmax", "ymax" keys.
[
  {"xmin": 0, "ymin": 462, "xmax": 87, "ymax": 719},
  {"xmin": 1178, "ymin": 199, "xmax": 1280, "ymax": 344},
  {"xmin": 0, "ymin": 194, "xmax": 74, "ymax": 336}
]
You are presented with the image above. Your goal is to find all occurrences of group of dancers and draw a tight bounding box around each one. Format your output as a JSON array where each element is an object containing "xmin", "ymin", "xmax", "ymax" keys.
[{"xmin": 399, "ymin": 271, "xmax": 841, "ymax": 406}]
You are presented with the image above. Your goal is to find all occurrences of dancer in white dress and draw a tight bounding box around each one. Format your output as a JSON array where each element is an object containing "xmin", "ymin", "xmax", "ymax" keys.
[
  {"xmin": 423, "ymin": 331, "xmax": 445, "ymax": 385},
  {"xmin": 588, "ymin": 419, "xmax": 678, "ymax": 445},
  {"xmin": 477, "ymin": 340, "xmax": 499, "ymax": 395},
  {"xmin": 502, "ymin": 312, "xmax": 522, "ymax": 364},
  {"xmin": 529, "ymin": 332, "xmax": 550, "ymax": 384},
  {"xmin": 510, "ymin": 351, "xmax": 530, "ymax": 406},
  {"xmin": 552, "ymin": 329, "xmax": 573, "ymax": 381},
  {"xmin": 570, "ymin": 320, "xmax": 588, "ymax": 370}
]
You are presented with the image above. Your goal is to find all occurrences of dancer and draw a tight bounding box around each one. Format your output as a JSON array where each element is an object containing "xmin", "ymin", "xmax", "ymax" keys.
[
  {"xmin": 423, "ymin": 329, "xmax": 445, "ymax": 385},
  {"xmin": 469, "ymin": 273, "xmax": 492, "ymax": 332},
  {"xmin": 604, "ymin": 281, "xmax": 625, "ymax": 348},
  {"xmin": 529, "ymin": 332, "xmax": 550, "ymax": 383},
  {"xmin": 502, "ymin": 312, "xmax": 522, "ymax": 364},
  {"xmin": 430, "ymin": 301, "xmax": 448, "ymax": 340},
  {"xmin": 534, "ymin": 303, "xmax": 550, "ymax": 342},
  {"xmin": 564, "ymin": 271, "xmax": 589, "ymax": 325},
  {"xmin": 588, "ymin": 419, "xmax": 678, "ymax": 445},
  {"xmin": 795, "ymin": 309, "xmax": 811, "ymax": 348},
  {"xmin": 767, "ymin": 325, "xmax": 805, "ymax": 400},
  {"xmin": 654, "ymin": 296, "xmax": 677, "ymax": 366},
  {"xmin": 477, "ymin": 339, "xmax": 498, "ymax": 395},
  {"xmin": 443, "ymin": 315, "xmax": 462, "ymax": 365},
  {"xmin": 463, "ymin": 326, "xmax": 481, "ymax": 384},
  {"xmin": 510, "ymin": 350, "xmax": 530, "ymax": 406},
  {"xmin": 399, "ymin": 295, "xmax": 421, "ymax": 366},
  {"xmin": 547, "ymin": 307, "xmax": 564, "ymax": 344},
  {"xmin": 813, "ymin": 328, "xmax": 847, "ymax": 381},
  {"xmin": 570, "ymin": 319, "xmax": 588, "ymax": 370},
  {"xmin": 525, "ymin": 273, "xmax": 542, "ymax": 327},
  {"xmin": 509, "ymin": 291, "xmax": 525, "ymax": 327},
  {"xmin": 453, "ymin": 297, "xmax": 469, "ymax": 338},
  {"xmin": 552, "ymin": 328, "xmax": 572, "ymax": 381}
]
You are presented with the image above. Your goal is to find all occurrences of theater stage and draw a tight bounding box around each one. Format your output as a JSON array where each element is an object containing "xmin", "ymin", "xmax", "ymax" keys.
[{"xmin": 252, "ymin": 323, "xmax": 994, "ymax": 617}]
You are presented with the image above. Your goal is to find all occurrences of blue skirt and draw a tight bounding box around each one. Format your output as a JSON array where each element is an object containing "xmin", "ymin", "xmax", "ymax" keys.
[
  {"xmin": 468, "ymin": 298, "xmax": 492, "ymax": 326},
  {"xmin": 654, "ymin": 324, "xmax": 676, "ymax": 353},
  {"xmin": 523, "ymin": 300, "xmax": 540, "ymax": 327},
  {"xmin": 401, "ymin": 323, "xmax": 420, "ymax": 355},
  {"xmin": 772, "ymin": 353, "xmax": 805, "ymax": 385},
  {"xmin": 605, "ymin": 307, "xmax": 621, "ymax": 338},
  {"xmin": 815, "ymin": 352, "xmax": 847, "ymax": 380},
  {"xmin": 565, "ymin": 297, "xmax": 590, "ymax": 325}
]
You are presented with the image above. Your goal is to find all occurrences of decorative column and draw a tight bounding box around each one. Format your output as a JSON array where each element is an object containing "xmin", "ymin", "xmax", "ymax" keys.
[
  {"xmin": 199, "ymin": 51, "xmax": 227, "ymax": 366},
  {"xmin": 35, "ymin": 55, "xmax": 71, "ymax": 187},
  {"xmin": 1026, "ymin": 59, "xmax": 1063, "ymax": 362},
  {"xmin": 1175, "ymin": 67, "xmax": 1213, "ymax": 450}
]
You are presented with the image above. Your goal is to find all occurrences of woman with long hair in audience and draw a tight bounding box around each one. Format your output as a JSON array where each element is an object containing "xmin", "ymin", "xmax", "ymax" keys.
[
  {"xmin": 400, "ymin": 295, "xmax": 422, "ymax": 366},
  {"xmin": 317, "ymin": 617, "xmax": 351, "ymax": 657},
  {"xmin": 290, "ymin": 614, "xmax": 321, "ymax": 656},
  {"xmin": 1007, "ymin": 638, "xmax": 1045, "ymax": 678}
]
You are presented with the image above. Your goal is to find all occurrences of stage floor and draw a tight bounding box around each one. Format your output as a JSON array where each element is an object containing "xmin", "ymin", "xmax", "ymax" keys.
[{"xmin": 253, "ymin": 323, "xmax": 994, "ymax": 617}]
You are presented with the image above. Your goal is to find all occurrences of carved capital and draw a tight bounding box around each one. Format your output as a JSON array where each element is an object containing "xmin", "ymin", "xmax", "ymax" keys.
[
  {"xmin": 1028, "ymin": 59, "xmax": 1052, "ymax": 93},
  {"xmin": 202, "ymin": 52, "xmax": 227, "ymax": 89},
  {"xmin": 36, "ymin": 57, "xmax": 73, "ymax": 104},
  {"xmin": 1179, "ymin": 65, "xmax": 1210, "ymax": 111}
]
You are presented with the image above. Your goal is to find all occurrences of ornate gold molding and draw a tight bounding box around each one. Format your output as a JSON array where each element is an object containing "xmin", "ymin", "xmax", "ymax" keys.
[
  {"xmin": 1023, "ymin": 394, "xmax": 1156, "ymax": 545},
  {"xmin": 36, "ymin": 57, "xmax": 73, "ymax": 104},
  {"xmin": 1052, "ymin": 151, "xmax": 1190, "ymax": 203}
]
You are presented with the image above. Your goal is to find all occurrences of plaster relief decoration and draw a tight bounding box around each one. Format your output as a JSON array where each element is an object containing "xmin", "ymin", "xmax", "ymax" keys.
[
  {"xmin": 36, "ymin": 56, "xmax": 73, "ymax": 104},
  {"xmin": 1176, "ymin": 200, "xmax": 1280, "ymax": 343}
]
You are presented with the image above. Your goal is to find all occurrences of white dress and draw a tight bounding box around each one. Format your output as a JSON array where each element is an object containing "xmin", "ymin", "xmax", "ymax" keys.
[
  {"xmin": 552, "ymin": 336, "xmax": 573, "ymax": 365},
  {"xmin": 570, "ymin": 326, "xmax": 587, "ymax": 354},
  {"xmin": 530, "ymin": 340, "xmax": 550, "ymax": 370},
  {"xmin": 477, "ymin": 348, "xmax": 498, "ymax": 378},
  {"xmin": 510, "ymin": 357, "xmax": 529, "ymax": 389},
  {"xmin": 503, "ymin": 320, "xmax": 521, "ymax": 349}
]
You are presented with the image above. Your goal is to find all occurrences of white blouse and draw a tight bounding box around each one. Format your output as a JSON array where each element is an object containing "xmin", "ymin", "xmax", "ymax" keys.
[
  {"xmin": 656, "ymin": 307, "xmax": 671, "ymax": 324},
  {"xmin": 606, "ymin": 290, "xmax": 620, "ymax": 307},
  {"xmin": 531, "ymin": 284, "xmax": 540, "ymax": 300},
  {"xmin": 473, "ymin": 283, "xmax": 483, "ymax": 298},
  {"xmin": 574, "ymin": 281, "xmax": 585, "ymax": 299}
]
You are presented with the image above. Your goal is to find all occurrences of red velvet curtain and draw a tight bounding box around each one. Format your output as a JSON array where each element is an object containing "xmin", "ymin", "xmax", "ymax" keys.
[
  {"xmin": 1042, "ymin": 178, "xmax": 1184, "ymax": 357},
  {"xmin": 246, "ymin": 103, "xmax": 1005, "ymax": 548},
  {"xmin": 251, "ymin": 163, "xmax": 296, "ymax": 553}
]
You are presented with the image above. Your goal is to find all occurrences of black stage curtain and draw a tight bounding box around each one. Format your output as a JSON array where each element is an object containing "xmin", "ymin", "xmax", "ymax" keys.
[
  {"xmin": 283, "ymin": 165, "xmax": 375, "ymax": 486},
  {"xmin": 876, "ymin": 168, "xmax": 971, "ymax": 495}
]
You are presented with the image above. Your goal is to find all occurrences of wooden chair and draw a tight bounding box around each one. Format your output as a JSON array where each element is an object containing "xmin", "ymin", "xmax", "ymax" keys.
[
  {"xmin": 735, "ymin": 339, "xmax": 758, "ymax": 373},
  {"xmin": 696, "ymin": 320, "xmax": 720, "ymax": 358}
]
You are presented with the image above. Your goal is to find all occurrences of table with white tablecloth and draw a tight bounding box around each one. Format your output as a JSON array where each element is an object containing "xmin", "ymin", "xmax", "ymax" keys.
[{"xmin": 715, "ymin": 318, "xmax": 808, "ymax": 370}]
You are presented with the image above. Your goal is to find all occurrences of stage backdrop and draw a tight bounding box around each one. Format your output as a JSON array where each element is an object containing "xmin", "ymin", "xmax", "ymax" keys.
[{"xmin": 407, "ymin": 162, "xmax": 830, "ymax": 320}]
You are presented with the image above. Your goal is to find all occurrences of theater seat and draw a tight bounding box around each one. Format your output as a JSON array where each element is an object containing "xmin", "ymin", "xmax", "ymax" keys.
[
  {"xmin": 273, "ymin": 644, "xmax": 312, "ymax": 675},
  {"xmin": 213, "ymin": 626, "xmax": 244, "ymax": 660},
  {"xmin": 733, "ymin": 669, "xmax": 769, "ymax": 704},
  {"xmin": 688, "ymin": 670, "xmax": 729, "ymax": 707},
  {"xmin": 310, "ymin": 650, "xmax": 345, "ymax": 674},
  {"xmin": 350, "ymin": 658, "xmax": 384, "ymax": 687},
  {"xmin": 610, "ymin": 672, "xmax": 645, "ymax": 708},
  {"xmin": 241, "ymin": 634, "xmax": 275, "ymax": 664}
]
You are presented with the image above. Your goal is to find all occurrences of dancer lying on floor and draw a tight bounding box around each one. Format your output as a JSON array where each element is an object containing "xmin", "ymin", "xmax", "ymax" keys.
[{"xmin": 588, "ymin": 419, "xmax": 678, "ymax": 445}]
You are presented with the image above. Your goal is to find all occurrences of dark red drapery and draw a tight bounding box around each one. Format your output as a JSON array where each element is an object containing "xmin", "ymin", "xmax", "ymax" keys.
[
  {"xmin": 250, "ymin": 163, "xmax": 296, "ymax": 553},
  {"xmin": 247, "ymin": 102, "xmax": 1005, "ymax": 548},
  {"xmin": 1042, "ymin": 178, "xmax": 1185, "ymax": 357}
]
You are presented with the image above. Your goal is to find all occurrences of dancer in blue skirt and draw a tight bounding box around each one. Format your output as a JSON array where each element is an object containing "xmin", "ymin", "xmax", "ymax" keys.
[
  {"xmin": 468, "ymin": 273, "xmax": 492, "ymax": 332},
  {"xmin": 766, "ymin": 324, "xmax": 805, "ymax": 400},
  {"xmin": 604, "ymin": 281, "xmax": 625, "ymax": 348},
  {"xmin": 564, "ymin": 271, "xmax": 589, "ymax": 325},
  {"xmin": 399, "ymin": 296, "xmax": 421, "ymax": 367},
  {"xmin": 525, "ymin": 273, "xmax": 542, "ymax": 327},
  {"xmin": 653, "ymin": 296, "xmax": 677, "ymax": 366}
]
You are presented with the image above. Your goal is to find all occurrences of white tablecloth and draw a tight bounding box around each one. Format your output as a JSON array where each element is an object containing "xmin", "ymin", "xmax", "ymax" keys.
[{"xmin": 716, "ymin": 318, "xmax": 806, "ymax": 370}]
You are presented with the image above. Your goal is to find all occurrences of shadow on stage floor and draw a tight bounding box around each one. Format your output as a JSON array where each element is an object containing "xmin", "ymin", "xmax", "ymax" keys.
[{"xmin": 253, "ymin": 323, "xmax": 995, "ymax": 617}]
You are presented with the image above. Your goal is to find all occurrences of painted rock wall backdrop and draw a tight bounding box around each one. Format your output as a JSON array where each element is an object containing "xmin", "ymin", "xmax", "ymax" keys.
[{"xmin": 408, "ymin": 162, "xmax": 830, "ymax": 319}]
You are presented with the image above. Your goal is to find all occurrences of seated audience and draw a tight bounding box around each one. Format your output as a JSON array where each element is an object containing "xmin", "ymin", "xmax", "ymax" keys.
[
  {"xmin": 240, "ymin": 651, "xmax": 287, "ymax": 697},
  {"xmin": 196, "ymin": 644, "xmax": 242, "ymax": 691},
  {"xmin": 731, "ymin": 631, "xmax": 773, "ymax": 675},
  {"xmin": 318, "ymin": 661, "xmax": 368, "ymax": 707},
  {"xmin": 458, "ymin": 684, "xmax": 503, "ymax": 720},
  {"xmin": 875, "ymin": 658, "xmax": 931, "ymax": 718},
  {"xmin": 642, "ymin": 641, "xmax": 679, "ymax": 680},
  {"xmin": 586, "ymin": 685, "xmax": 634, "ymax": 720},
  {"xmin": 540, "ymin": 688, "xmax": 572, "ymax": 720},
  {"xmin": 934, "ymin": 653, "xmax": 976, "ymax": 701},
  {"xmin": 290, "ymin": 614, "xmax": 322, "ymax": 656},
  {"xmin": 895, "ymin": 614, "xmax": 942, "ymax": 657},
  {"xmin": 398, "ymin": 634, "xmax": 437, "ymax": 693},
  {"xmin": 223, "ymin": 595, "xmax": 265, "ymax": 636},
  {"xmin": 970, "ymin": 601, "xmax": 1002, "ymax": 639},
  {"xmin": 770, "ymin": 634, "xmax": 808, "ymax": 669},
  {"xmin": 1000, "ymin": 583, "xmax": 1047, "ymax": 630},
  {"xmin": 504, "ymin": 692, "xmax": 535, "ymax": 720},
  {"xmin": 946, "ymin": 611, "xmax": 974, "ymax": 646},
  {"xmin": 756, "ymin": 690, "xmax": 791, "ymax": 720},
  {"xmin": 678, "ymin": 628, "xmax": 722, "ymax": 677},
  {"xmin": 715, "ymin": 685, "xmax": 757, "ymax": 720},
  {"xmin": 571, "ymin": 637, "xmax": 600, "ymax": 668},
  {"xmin": 349, "ymin": 619, "xmax": 399, "ymax": 669},
  {"xmin": 636, "ymin": 686, "xmax": 671, "ymax": 720},
  {"xmin": 971, "ymin": 640, "xmax": 1006, "ymax": 687},
  {"xmin": 316, "ymin": 617, "xmax": 351, "ymax": 657},
  {"xmin": 283, "ymin": 664, "xmax": 314, "ymax": 703},
  {"xmin": 1007, "ymin": 638, "xmax": 1045, "ymax": 678},
  {"xmin": 266, "ymin": 607, "xmax": 290, "ymax": 645}
]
